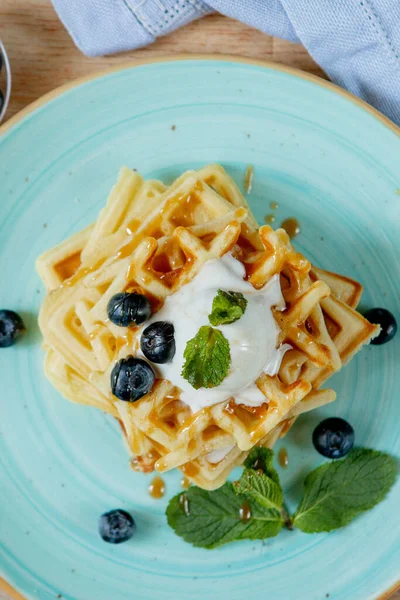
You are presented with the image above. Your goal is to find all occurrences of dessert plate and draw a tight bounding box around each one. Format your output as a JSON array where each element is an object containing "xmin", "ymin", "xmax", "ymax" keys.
[{"xmin": 0, "ymin": 56, "xmax": 399, "ymax": 600}]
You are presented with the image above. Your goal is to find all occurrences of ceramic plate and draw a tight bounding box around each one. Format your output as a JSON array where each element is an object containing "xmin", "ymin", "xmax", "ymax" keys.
[{"xmin": 0, "ymin": 57, "xmax": 399, "ymax": 600}]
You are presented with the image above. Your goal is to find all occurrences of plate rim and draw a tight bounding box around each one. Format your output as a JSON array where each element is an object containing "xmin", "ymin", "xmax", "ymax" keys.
[
  {"xmin": 0, "ymin": 53, "xmax": 399, "ymax": 139},
  {"xmin": 1, "ymin": 53, "xmax": 399, "ymax": 600}
]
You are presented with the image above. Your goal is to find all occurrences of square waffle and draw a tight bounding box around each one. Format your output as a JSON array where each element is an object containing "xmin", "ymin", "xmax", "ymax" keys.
[{"xmin": 37, "ymin": 165, "xmax": 379, "ymax": 489}]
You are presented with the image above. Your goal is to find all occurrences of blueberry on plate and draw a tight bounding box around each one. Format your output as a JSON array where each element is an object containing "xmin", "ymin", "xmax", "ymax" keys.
[
  {"xmin": 107, "ymin": 292, "xmax": 152, "ymax": 327},
  {"xmin": 0, "ymin": 310, "xmax": 26, "ymax": 348},
  {"xmin": 141, "ymin": 321, "xmax": 176, "ymax": 364},
  {"xmin": 364, "ymin": 308, "xmax": 397, "ymax": 345},
  {"xmin": 99, "ymin": 509, "xmax": 135, "ymax": 544},
  {"xmin": 111, "ymin": 356, "xmax": 155, "ymax": 401},
  {"xmin": 313, "ymin": 417, "xmax": 354, "ymax": 459}
]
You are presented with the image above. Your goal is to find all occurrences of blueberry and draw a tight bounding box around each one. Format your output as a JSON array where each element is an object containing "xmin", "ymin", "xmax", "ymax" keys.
[
  {"xmin": 0, "ymin": 310, "xmax": 25, "ymax": 348},
  {"xmin": 99, "ymin": 509, "xmax": 135, "ymax": 544},
  {"xmin": 111, "ymin": 356, "xmax": 155, "ymax": 401},
  {"xmin": 313, "ymin": 418, "xmax": 354, "ymax": 459},
  {"xmin": 364, "ymin": 308, "xmax": 397, "ymax": 345},
  {"xmin": 141, "ymin": 321, "xmax": 175, "ymax": 364},
  {"xmin": 107, "ymin": 293, "xmax": 152, "ymax": 327}
]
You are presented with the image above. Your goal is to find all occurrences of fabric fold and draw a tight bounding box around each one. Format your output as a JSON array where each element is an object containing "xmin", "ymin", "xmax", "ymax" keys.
[{"xmin": 52, "ymin": 0, "xmax": 400, "ymax": 124}]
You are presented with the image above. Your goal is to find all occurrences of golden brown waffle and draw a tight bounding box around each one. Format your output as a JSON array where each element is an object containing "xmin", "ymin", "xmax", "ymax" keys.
[{"xmin": 37, "ymin": 165, "xmax": 379, "ymax": 490}]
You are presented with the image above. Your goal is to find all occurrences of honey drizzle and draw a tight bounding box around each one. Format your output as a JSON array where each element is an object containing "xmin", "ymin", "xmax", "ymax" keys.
[
  {"xmin": 244, "ymin": 165, "xmax": 254, "ymax": 194},
  {"xmin": 281, "ymin": 218, "xmax": 300, "ymax": 239},
  {"xmin": 114, "ymin": 328, "xmax": 137, "ymax": 355},
  {"xmin": 169, "ymin": 193, "xmax": 203, "ymax": 227},
  {"xmin": 125, "ymin": 218, "xmax": 141, "ymax": 236},
  {"xmin": 240, "ymin": 403, "xmax": 268, "ymax": 419},
  {"xmin": 115, "ymin": 216, "xmax": 162, "ymax": 262},
  {"xmin": 224, "ymin": 400, "xmax": 236, "ymax": 415},
  {"xmin": 148, "ymin": 476, "xmax": 165, "ymax": 499},
  {"xmin": 58, "ymin": 256, "xmax": 106, "ymax": 288},
  {"xmin": 251, "ymin": 457, "xmax": 264, "ymax": 471},
  {"xmin": 180, "ymin": 462, "xmax": 200, "ymax": 478},
  {"xmin": 179, "ymin": 493, "xmax": 190, "ymax": 516},
  {"xmin": 278, "ymin": 447, "xmax": 289, "ymax": 468},
  {"xmin": 180, "ymin": 476, "xmax": 191, "ymax": 489},
  {"xmin": 88, "ymin": 321, "xmax": 107, "ymax": 340},
  {"xmin": 54, "ymin": 251, "xmax": 81, "ymax": 281},
  {"xmin": 239, "ymin": 502, "xmax": 252, "ymax": 523}
]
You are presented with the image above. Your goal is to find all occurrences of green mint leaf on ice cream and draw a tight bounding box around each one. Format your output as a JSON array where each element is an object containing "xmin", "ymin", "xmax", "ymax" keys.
[
  {"xmin": 181, "ymin": 325, "xmax": 231, "ymax": 389},
  {"xmin": 208, "ymin": 289, "xmax": 248, "ymax": 326}
]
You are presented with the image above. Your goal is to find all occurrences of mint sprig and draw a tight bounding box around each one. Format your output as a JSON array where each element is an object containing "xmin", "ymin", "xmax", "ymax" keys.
[
  {"xmin": 236, "ymin": 448, "xmax": 283, "ymax": 511},
  {"xmin": 208, "ymin": 290, "xmax": 248, "ymax": 326},
  {"xmin": 244, "ymin": 447, "xmax": 281, "ymax": 484},
  {"xmin": 293, "ymin": 448, "xmax": 397, "ymax": 533},
  {"xmin": 166, "ymin": 448, "xmax": 397, "ymax": 548},
  {"xmin": 181, "ymin": 326, "xmax": 231, "ymax": 389},
  {"xmin": 166, "ymin": 483, "xmax": 283, "ymax": 549}
]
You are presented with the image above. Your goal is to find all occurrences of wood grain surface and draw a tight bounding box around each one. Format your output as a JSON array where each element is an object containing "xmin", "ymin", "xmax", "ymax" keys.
[
  {"xmin": 0, "ymin": 0, "xmax": 325, "ymax": 120},
  {"xmin": 0, "ymin": 2, "xmax": 398, "ymax": 600}
]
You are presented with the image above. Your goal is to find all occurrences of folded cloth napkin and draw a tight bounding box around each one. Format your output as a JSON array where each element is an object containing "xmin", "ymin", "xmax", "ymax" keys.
[{"xmin": 53, "ymin": 0, "xmax": 400, "ymax": 125}]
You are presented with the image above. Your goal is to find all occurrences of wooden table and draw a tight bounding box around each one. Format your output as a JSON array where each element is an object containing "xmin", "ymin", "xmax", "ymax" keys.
[
  {"xmin": 0, "ymin": 2, "xmax": 398, "ymax": 600},
  {"xmin": 0, "ymin": 0, "xmax": 326, "ymax": 120}
]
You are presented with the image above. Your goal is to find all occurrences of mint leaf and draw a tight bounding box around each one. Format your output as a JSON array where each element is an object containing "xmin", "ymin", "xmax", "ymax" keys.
[
  {"xmin": 166, "ymin": 483, "xmax": 283, "ymax": 549},
  {"xmin": 244, "ymin": 447, "xmax": 280, "ymax": 485},
  {"xmin": 181, "ymin": 326, "xmax": 231, "ymax": 389},
  {"xmin": 293, "ymin": 449, "xmax": 397, "ymax": 533},
  {"xmin": 237, "ymin": 448, "xmax": 284, "ymax": 511},
  {"xmin": 167, "ymin": 447, "xmax": 398, "ymax": 549},
  {"xmin": 209, "ymin": 290, "xmax": 248, "ymax": 326},
  {"xmin": 236, "ymin": 470, "xmax": 283, "ymax": 512}
]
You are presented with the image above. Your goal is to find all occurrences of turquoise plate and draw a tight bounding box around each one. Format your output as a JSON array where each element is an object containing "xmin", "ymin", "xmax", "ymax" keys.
[{"xmin": 0, "ymin": 57, "xmax": 399, "ymax": 600}]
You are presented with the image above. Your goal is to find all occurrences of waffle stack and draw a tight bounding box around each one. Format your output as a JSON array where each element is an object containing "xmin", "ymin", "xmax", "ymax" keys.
[{"xmin": 37, "ymin": 165, "xmax": 379, "ymax": 489}]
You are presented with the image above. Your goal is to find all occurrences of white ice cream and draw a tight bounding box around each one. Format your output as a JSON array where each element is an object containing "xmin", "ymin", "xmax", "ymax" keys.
[
  {"xmin": 142, "ymin": 253, "xmax": 290, "ymax": 413},
  {"xmin": 206, "ymin": 444, "xmax": 236, "ymax": 464}
]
